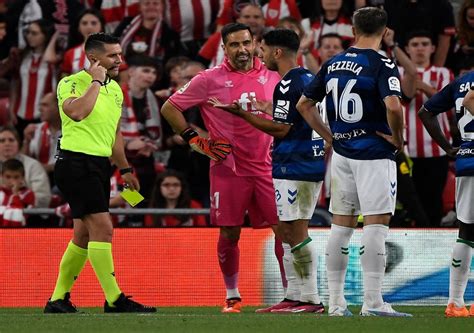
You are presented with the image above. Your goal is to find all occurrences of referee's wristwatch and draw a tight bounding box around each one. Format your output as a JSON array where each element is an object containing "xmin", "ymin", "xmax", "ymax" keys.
[{"xmin": 119, "ymin": 167, "xmax": 133, "ymax": 175}]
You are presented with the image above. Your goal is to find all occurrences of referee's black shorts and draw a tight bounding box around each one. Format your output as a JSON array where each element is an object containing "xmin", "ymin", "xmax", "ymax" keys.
[{"xmin": 54, "ymin": 150, "xmax": 111, "ymax": 219}]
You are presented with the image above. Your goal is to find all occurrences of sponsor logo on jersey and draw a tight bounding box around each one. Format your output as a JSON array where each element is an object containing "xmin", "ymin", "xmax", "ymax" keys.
[
  {"xmin": 333, "ymin": 129, "xmax": 367, "ymax": 140},
  {"xmin": 225, "ymin": 80, "xmax": 234, "ymax": 87},
  {"xmin": 312, "ymin": 144, "xmax": 325, "ymax": 157},
  {"xmin": 274, "ymin": 100, "xmax": 290, "ymax": 119},
  {"xmin": 458, "ymin": 148, "xmax": 474, "ymax": 156},
  {"xmin": 388, "ymin": 76, "xmax": 401, "ymax": 92}
]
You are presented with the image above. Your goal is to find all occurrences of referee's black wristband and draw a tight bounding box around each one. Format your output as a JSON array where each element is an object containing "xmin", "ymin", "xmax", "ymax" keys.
[
  {"xmin": 119, "ymin": 167, "xmax": 133, "ymax": 175},
  {"xmin": 91, "ymin": 79, "xmax": 103, "ymax": 86},
  {"xmin": 180, "ymin": 127, "xmax": 198, "ymax": 143}
]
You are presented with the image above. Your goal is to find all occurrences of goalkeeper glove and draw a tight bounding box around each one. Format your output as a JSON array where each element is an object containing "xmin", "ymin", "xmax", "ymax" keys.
[{"xmin": 180, "ymin": 127, "xmax": 232, "ymax": 161}]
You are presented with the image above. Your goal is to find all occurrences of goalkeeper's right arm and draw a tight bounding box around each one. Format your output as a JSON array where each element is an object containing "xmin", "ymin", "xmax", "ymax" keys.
[{"xmin": 161, "ymin": 100, "xmax": 232, "ymax": 161}]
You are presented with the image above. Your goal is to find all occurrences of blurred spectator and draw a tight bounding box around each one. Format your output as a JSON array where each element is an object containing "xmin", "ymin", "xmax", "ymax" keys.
[
  {"xmin": 0, "ymin": 13, "xmax": 7, "ymax": 60},
  {"xmin": 164, "ymin": 0, "xmax": 221, "ymax": 58},
  {"xmin": 100, "ymin": 0, "xmax": 140, "ymax": 33},
  {"xmin": 22, "ymin": 92, "xmax": 61, "ymax": 185},
  {"xmin": 0, "ymin": 126, "xmax": 51, "ymax": 208},
  {"xmin": 276, "ymin": 17, "xmax": 319, "ymax": 73},
  {"xmin": 121, "ymin": 55, "xmax": 162, "ymax": 202},
  {"xmin": 401, "ymin": 30, "xmax": 454, "ymax": 227},
  {"xmin": 198, "ymin": 3, "xmax": 265, "ymax": 68},
  {"xmin": 261, "ymin": 0, "xmax": 302, "ymax": 27},
  {"xmin": 155, "ymin": 56, "xmax": 189, "ymax": 99},
  {"xmin": 61, "ymin": 8, "xmax": 105, "ymax": 76},
  {"xmin": 302, "ymin": 0, "xmax": 354, "ymax": 52},
  {"xmin": 452, "ymin": 0, "xmax": 474, "ymax": 74},
  {"xmin": 7, "ymin": 0, "xmax": 85, "ymax": 51},
  {"xmin": 164, "ymin": 60, "xmax": 210, "ymax": 207},
  {"xmin": 384, "ymin": 0, "xmax": 456, "ymax": 67},
  {"xmin": 114, "ymin": 0, "xmax": 181, "ymax": 63},
  {"xmin": 7, "ymin": 19, "xmax": 57, "ymax": 138},
  {"xmin": 0, "ymin": 158, "xmax": 35, "ymax": 227},
  {"xmin": 316, "ymin": 32, "xmax": 344, "ymax": 71},
  {"xmin": 145, "ymin": 170, "xmax": 207, "ymax": 227},
  {"xmin": 217, "ymin": 0, "xmax": 301, "ymax": 29}
]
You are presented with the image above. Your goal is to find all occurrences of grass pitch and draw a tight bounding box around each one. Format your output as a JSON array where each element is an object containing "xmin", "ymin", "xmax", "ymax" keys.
[{"xmin": 0, "ymin": 306, "xmax": 472, "ymax": 333}]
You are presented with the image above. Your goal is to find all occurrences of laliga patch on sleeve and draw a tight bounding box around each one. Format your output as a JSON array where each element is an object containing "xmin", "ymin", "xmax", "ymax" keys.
[
  {"xmin": 120, "ymin": 189, "xmax": 144, "ymax": 207},
  {"xmin": 388, "ymin": 76, "xmax": 401, "ymax": 92}
]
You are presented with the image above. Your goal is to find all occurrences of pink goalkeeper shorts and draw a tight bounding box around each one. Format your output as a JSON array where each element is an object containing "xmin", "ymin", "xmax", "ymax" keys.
[{"xmin": 210, "ymin": 164, "xmax": 278, "ymax": 228}]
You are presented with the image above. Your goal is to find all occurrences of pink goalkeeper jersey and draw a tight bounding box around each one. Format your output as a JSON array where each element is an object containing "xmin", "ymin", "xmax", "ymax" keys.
[{"xmin": 168, "ymin": 57, "xmax": 280, "ymax": 176}]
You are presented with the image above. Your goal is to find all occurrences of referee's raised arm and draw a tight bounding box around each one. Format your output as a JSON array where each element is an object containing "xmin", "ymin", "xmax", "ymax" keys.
[{"xmin": 60, "ymin": 60, "xmax": 106, "ymax": 121}]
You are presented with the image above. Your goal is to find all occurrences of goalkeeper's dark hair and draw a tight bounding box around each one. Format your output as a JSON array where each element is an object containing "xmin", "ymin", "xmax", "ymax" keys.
[
  {"xmin": 221, "ymin": 23, "xmax": 253, "ymax": 44},
  {"xmin": 262, "ymin": 29, "xmax": 300, "ymax": 53},
  {"xmin": 2, "ymin": 159, "xmax": 25, "ymax": 176},
  {"xmin": 84, "ymin": 32, "xmax": 120, "ymax": 52},
  {"xmin": 149, "ymin": 170, "xmax": 192, "ymax": 226}
]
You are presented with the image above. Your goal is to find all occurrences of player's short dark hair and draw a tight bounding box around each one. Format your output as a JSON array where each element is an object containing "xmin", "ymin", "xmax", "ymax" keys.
[
  {"xmin": 2, "ymin": 159, "xmax": 25, "ymax": 176},
  {"xmin": 0, "ymin": 14, "xmax": 6, "ymax": 24},
  {"xmin": 353, "ymin": 7, "xmax": 387, "ymax": 36},
  {"xmin": 406, "ymin": 30, "xmax": 434, "ymax": 44},
  {"xmin": 262, "ymin": 29, "xmax": 300, "ymax": 53},
  {"xmin": 221, "ymin": 23, "xmax": 253, "ymax": 44},
  {"xmin": 84, "ymin": 33, "xmax": 120, "ymax": 52}
]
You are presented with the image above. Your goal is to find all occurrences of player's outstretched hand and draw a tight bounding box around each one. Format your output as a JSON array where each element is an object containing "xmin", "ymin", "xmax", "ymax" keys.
[
  {"xmin": 181, "ymin": 127, "xmax": 232, "ymax": 161},
  {"xmin": 249, "ymin": 95, "xmax": 273, "ymax": 116},
  {"xmin": 208, "ymin": 97, "xmax": 242, "ymax": 115},
  {"xmin": 376, "ymin": 131, "xmax": 403, "ymax": 152}
]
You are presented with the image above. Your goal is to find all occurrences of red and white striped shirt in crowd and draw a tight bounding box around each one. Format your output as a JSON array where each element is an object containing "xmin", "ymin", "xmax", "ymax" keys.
[
  {"xmin": 399, "ymin": 66, "xmax": 454, "ymax": 158},
  {"xmin": 101, "ymin": 0, "xmax": 140, "ymax": 33},
  {"xmin": 0, "ymin": 186, "xmax": 35, "ymax": 227},
  {"xmin": 198, "ymin": 31, "xmax": 225, "ymax": 68},
  {"xmin": 28, "ymin": 122, "xmax": 61, "ymax": 166},
  {"xmin": 262, "ymin": 0, "xmax": 301, "ymax": 27},
  {"xmin": 13, "ymin": 53, "xmax": 56, "ymax": 121},
  {"xmin": 61, "ymin": 44, "xmax": 89, "ymax": 75},
  {"xmin": 302, "ymin": 15, "xmax": 353, "ymax": 50},
  {"xmin": 165, "ymin": 0, "xmax": 221, "ymax": 42},
  {"xmin": 120, "ymin": 83, "xmax": 162, "ymax": 147}
]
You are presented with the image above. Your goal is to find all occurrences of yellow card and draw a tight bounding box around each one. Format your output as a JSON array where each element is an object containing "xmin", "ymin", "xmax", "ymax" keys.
[{"xmin": 120, "ymin": 188, "xmax": 144, "ymax": 207}]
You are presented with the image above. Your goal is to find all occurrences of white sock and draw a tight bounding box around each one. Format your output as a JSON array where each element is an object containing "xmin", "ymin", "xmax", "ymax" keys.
[
  {"xmin": 292, "ymin": 238, "xmax": 321, "ymax": 304},
  {"xmin": 360, "ymin": 224, "xmax": 388, "ymax": 309},
  {"xmin": 326, "ymin": 224, "xmax": 354, "ymax": 308},
  {"xmin": 226, "ymin": 288, "xmax": 240, "ymax": 299},
  {"xmin": 449, "ymin": 240, "xmax": 472, "ymax": 308},
  {"xmin": 283, "ymin": 243, "xmax": 301, "ymax": 301}
]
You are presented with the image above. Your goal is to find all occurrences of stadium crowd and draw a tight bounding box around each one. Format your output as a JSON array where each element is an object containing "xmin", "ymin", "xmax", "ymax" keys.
[{"xmin": 0, "ymin": 0, "xmax": 471, "ymax": 228}]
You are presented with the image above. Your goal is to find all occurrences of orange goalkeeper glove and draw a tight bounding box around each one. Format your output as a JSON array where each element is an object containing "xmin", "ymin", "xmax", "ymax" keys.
[{"xmin": 181, "ymin": 127, "xmax": 232, "ymax": 161}]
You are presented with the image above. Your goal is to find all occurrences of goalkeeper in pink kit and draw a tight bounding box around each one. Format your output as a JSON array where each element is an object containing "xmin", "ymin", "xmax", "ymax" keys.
[{"xmin": 161, "ymin": 23, "xmax": 285, "ymax": 313}]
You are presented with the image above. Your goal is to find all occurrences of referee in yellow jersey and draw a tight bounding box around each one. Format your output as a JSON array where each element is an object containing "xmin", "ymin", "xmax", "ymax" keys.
[{"xmin": 44, "ymin": 33, "xmax": 155, "ymax": 313}]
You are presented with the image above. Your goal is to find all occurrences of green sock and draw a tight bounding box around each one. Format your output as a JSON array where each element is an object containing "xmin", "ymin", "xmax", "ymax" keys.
[
  {"xmin": 88, "ymin": 241, "xmax": 122, "ymax": 305},
  {"xmin": 51, "ymin": 241, "xmax": 88, "ymax": 301}
]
